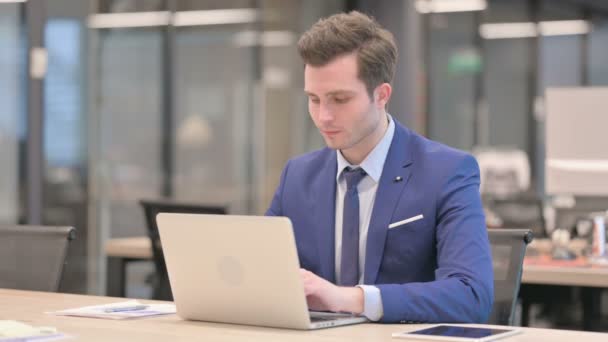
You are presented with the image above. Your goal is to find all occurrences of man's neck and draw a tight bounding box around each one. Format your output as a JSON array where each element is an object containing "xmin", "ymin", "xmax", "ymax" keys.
[{"xmin": 341, "ymin": 113, "xmax": 389, "ymax": 165}]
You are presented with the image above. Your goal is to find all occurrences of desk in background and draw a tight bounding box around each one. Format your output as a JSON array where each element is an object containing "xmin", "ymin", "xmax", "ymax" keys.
[
  {"xmin": 519, "ymin": 239, "xmax": 608, "ymax": 331},
  {"xmin": 3, "ymin": 288, "xmax": 608, "ymax": 342},
  {"xmin": 105, "ymin": 237, "xmax": 151, "ymax": 298}
]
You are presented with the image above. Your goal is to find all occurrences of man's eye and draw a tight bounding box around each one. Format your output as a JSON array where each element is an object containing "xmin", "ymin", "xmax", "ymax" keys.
[
  {"xmin": 334, "ymin": 97, "xmax": 350, "ymax": 104},
  {"xmin": 310, "ymin": 98, "xmax": 320, "ymax": 104}
]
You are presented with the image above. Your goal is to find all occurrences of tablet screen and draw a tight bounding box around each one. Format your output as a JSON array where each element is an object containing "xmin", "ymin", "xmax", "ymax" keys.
[{"xmin": 407, "ymin": 325, "xmax": 515, "ymax": 339}]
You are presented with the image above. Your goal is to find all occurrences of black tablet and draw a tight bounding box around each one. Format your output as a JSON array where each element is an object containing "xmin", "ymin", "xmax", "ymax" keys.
[{"xmin": 392, "ymin": 325, "xmax": 521, "ymax": 342}]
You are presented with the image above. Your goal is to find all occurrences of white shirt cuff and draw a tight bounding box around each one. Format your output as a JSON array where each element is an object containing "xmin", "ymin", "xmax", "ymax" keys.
[{"xmin": 356, "ymin": 285, "xmax": 384, "ymax": 321}]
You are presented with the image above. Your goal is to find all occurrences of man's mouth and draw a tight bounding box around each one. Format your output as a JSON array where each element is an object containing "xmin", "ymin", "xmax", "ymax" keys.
[{"xmin": 321, "ymin": 130, "xmax": 340, "ymax": 136}]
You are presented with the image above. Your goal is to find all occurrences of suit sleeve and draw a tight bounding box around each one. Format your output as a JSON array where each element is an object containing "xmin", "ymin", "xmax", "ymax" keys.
[
  {"xmin": 265, "ymin": 160, "xmax": 291, "ymax": 217},
  {"xmin": 376, "ymin": 154, "xmax": 494, "ymax": 323}
]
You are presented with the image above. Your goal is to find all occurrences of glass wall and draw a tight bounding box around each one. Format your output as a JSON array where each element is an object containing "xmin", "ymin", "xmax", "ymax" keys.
[
  {"xmin": 589, "ymin": 14, "xmax": 608, "ymax": 85},
  {"xmin": 93, "ymin": 28, "xmax": 163, "ymax": 238},
  {"xmin": 44, "ymin": 17, "xmax": 88, "ymax": 293},
  {"xmin": 0, "ymin": 2, "xmax": 24, "ymax": 224},
  {"xmin": 482, "ymin": 0, "xmax": 532, "ymax": 153},
  {"xmin": 424, "ymin": 0, "xmax": 607, "ymax": 196},
  {"xmin": 173, "ymin": 25, "xmax": 257, "ymax": 214},
  {"xmin": 427, "ymin": 11, "xmax": 477, "ymax": 151},
  {"xmin": 84, "ymin": 0, "xmax": 346, "ymax": 294}
]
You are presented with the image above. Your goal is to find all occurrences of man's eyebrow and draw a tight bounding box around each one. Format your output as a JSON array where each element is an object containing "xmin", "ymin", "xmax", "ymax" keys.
[
  {"xmin": 326, "ymin": 90, "xmax": 356, "ymax": 96},
  {"xmin": 304, "ymin": 90, "xmax": 356, "ymax": 97}
]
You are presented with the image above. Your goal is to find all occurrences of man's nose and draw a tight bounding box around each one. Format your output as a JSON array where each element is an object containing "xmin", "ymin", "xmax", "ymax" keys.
[{"xmin": 318, "ymin": 103, "xmax": 334, "ymax": 123}]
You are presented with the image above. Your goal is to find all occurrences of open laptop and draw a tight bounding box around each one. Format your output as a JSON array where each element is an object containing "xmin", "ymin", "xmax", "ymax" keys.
[{"xmin": 156, "ymin": 213, "xmax": 369, "ymax": 330}]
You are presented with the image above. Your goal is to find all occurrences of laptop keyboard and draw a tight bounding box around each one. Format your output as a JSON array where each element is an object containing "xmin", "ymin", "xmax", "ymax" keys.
[
  {"xmin": 309, "ymin": 311, "xmax": 356, "ymax": 322},
  {"xmin": 310, "ymin": 315, "xmax": 340, "ymax": 322}
]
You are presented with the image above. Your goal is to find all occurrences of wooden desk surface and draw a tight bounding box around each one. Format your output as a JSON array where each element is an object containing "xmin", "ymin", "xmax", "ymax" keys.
[
  {"xmin": 522, "ymin": 239, "xmax": 608, "ymax": 287},
  {"xmin": 521, "ymin": 264, "xmax": 608, "ymax": 287},
  {"xmin": 104, "ymin": 237, "xmax": 608, "ymax": 287},
  {"xmin": 2, "ymin": 289, "xmax": 607, "ymax": 341},
  {"xmin": 105, "ymin": 237, "xmax": 151, "ymax": 259}
]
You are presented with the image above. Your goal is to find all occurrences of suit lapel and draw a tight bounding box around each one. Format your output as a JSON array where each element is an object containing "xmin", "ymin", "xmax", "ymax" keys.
[
  {"xmin": 364, "ymin": 124, "xmax": 414, "ymax": 284},
  {"xmin": 315, "ymin": 151, "xmax": 337, "ymax": 283}
]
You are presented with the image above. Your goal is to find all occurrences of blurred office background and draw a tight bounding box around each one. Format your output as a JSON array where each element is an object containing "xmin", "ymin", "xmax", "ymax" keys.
[{"xmin": 1, "ymin": 0, "xmax": 607, "ymax": 328}]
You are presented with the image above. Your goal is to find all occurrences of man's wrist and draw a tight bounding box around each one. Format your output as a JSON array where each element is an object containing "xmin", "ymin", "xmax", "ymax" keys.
[
  {"xmin": 356, "ymin": 285, "xmax": 383, "ymax": 321},
  {"xmin": 336, "ymin": 286, "xmax": 364, "ymax": 314}
]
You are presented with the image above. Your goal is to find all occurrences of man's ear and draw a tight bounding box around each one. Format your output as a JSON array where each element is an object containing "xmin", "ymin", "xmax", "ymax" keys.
[{"xmin": 374, "ymin": 83, "xmax": 392, "ymax": 108}]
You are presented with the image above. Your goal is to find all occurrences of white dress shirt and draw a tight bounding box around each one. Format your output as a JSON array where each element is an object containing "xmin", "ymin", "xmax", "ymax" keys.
[{"xmin": 334, "ymin": 115, "xmax": 395, "ymax": 321}]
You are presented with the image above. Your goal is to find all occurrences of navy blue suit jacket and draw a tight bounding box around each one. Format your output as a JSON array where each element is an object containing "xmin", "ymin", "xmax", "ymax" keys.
[{"xmin": 266, "ymin": 120, "xmax": 493, "ymax": 323}]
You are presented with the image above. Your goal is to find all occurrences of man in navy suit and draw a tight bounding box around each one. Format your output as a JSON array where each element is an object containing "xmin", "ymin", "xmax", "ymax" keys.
[{"xmin": 266, "ymin": 11, "xmax": 493, "ymax": 323}]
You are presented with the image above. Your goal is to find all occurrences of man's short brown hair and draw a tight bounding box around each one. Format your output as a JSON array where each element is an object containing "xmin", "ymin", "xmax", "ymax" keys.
[{"xmin": 297, "ymin": 11, "xmax": 398, "ymax": 96}]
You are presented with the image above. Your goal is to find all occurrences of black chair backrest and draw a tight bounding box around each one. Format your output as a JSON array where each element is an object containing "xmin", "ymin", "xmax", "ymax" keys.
[
  {"xmin": 0, "ymin": 225, "xmax": 76, "ymax": 292},
  {"xmin": 487, "ymin": 228, "xmax": 533, "ymax": 325},
  {"xmin": 486, "ymin": 196, "xmax": 546, "ymax": 237},
  {"xmin": 139, "ymin": 199, "xmax": 226, "ymax": 300}
]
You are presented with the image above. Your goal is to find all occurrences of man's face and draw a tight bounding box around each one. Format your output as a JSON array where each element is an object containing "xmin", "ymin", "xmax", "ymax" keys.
[{"xmin": 304, "ymin": 53, "xmax": 384, "ymax": 154}]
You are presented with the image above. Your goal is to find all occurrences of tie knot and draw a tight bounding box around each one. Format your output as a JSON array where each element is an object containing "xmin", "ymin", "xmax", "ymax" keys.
[{"xmin": 343, "ymin": 167, "xmax": 367, "ymax": 191}]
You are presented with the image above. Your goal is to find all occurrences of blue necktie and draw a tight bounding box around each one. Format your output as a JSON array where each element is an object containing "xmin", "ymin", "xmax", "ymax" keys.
[{"xmin": 340, "ymin": 167, "xmax": 367, "ymax": 286}]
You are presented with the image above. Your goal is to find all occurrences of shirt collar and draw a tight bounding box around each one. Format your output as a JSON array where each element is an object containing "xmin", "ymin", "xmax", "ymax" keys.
[{"xmin": 336, "ymin": 114, "xmax": 395, "ymax": 183}]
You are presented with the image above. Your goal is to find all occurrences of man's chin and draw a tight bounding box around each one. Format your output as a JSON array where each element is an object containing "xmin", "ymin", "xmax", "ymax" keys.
[{"xmin": 323, "ymin": 139, "xmax": 344, "ymax": 150}]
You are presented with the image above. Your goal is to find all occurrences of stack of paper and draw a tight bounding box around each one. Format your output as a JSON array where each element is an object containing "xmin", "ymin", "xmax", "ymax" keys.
[
  {"xmin": 0, "ymin": 320, "xmax": 65, "ymax": 341},
  {"xmin": 47, "ymin": 300, "xmax": 176, "ymax": 320}
]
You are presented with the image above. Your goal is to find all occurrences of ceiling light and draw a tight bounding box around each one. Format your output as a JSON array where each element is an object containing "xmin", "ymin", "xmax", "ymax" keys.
[
  {"xmin": 416, "ymin": 0, "xmax": 486, "ymax": 14},
  {"xmin": 173, "ymin": 9, "xmax": 258, "ymax": 27},
  {"xmin": 88, "ymin": 9, "xmax": 259, "ymax": 29},
  {"xmin": 539, "ymin": 20, "xmax": 590, "ymax": 36},
  {"xmin": 87, "ymin": 11, "xmax": 170, "ymax": 29},
  {"xmin": 480, "ymin": 20, "xmax": 591, "ymax": 39},
  {"xmin": 479, "ymin": 22, "xmax": 537, "ymax": 39}
]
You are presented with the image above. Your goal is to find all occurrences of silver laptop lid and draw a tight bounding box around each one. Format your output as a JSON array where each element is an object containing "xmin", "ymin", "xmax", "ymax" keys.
[{"xmin": 157, "ymin": 213, "xmax": 313, "ymax": 329}]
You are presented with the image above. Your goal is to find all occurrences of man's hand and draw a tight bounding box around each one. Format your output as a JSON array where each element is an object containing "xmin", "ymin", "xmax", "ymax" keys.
[{"xmin": 300, "ymin": 269, "xmax": 364, "ymax": 314}]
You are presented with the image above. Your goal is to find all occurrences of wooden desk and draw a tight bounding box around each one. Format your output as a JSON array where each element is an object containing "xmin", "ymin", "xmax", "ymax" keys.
[
  {"xmin": 105, "ymin": 237, "xmax": 151, "ymax": 259},
  {"xmin": 105, "ymin": 237, "xmax": 152, "ymax": 297},
  {"xmin": 520, "ymin": 261, "xmax": 608, "ymax": 330},
  {"xmin": 519, "ymin": 240, "xmax": 608, "ymax": 331},
  {"xmin": 522, "ymin": 264, "xmax": 608, "ymax": 287},
  {"xmin": 2, "ymin": 289, "xmax": 607, "ymax": 341}
]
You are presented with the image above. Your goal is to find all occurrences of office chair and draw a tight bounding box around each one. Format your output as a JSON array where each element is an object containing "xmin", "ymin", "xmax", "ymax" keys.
[
  {"xmin": 140, "ymin": 199, "xmax": 226, "ymax": 300},
  {"xmin": 486, "ymin": 228, "xmax": 533, "ymax": 325},
  {"xmin": 0, "ymin": 225, "xmax": 76, "ymax": 292},
  {"xmin": 485, "ymin": 196, "xmax": 546, "ymax": 238}
]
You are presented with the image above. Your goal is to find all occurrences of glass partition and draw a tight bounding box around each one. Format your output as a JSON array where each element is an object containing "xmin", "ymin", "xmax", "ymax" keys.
[
  {"xmin": 0, "ymin": 2, "xmax": 24, "ymax": 224},
  {"xmin": 173, "ymin": 26, "xmax": 257, "ymax": 214}
]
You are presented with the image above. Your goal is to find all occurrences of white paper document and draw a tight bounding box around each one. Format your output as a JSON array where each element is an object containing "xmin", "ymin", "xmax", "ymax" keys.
[
  {"xmin": 47, "ymin": 300, "xmax": 176, "ymax": 320},
  {"xmin": 0, "ymin": 320, "xmax": 67, "ymax": 342}
]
